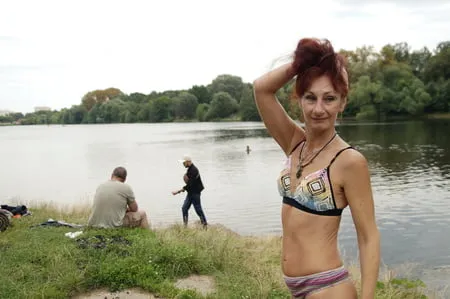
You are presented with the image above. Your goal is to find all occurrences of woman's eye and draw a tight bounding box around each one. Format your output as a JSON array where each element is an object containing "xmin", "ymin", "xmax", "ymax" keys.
[
  {"xmin": 325, "ymin": 96, "xmax": 336, "ymax": 101},
  {"xmin": 305, "ymin": 95, "xmax": 316, "ymax": 101}
]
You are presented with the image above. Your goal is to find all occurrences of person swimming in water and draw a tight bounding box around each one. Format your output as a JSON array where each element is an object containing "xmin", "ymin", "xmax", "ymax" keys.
[{"xmin": 253, "ymin": 38, "xmax": 380, "ymax": 299}]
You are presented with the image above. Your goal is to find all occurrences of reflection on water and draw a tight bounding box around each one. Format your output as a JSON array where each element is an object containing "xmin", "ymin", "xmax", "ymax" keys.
[
  {"xmin": 1, "ymin": 120, "xmax": 449, "ymax": 293},
  {"xmin": 337, "ymin": 121, "xmax": 450, "ymax": 265}
]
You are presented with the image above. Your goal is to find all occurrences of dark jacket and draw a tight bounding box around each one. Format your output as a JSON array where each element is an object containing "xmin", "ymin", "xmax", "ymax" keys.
[{"xmin": 183, "ymin": 163, "xmax": 204, "ymax": 194}]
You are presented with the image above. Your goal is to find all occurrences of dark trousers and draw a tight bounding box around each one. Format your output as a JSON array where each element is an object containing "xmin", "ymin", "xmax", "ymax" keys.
[{"xmin": 182, "ymin": 193, "xmax": 207, "ymax": 225}]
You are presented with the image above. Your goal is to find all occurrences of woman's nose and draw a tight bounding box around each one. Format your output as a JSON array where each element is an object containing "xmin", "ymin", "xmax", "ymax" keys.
[{"xmin": 312, "ymin": 100, "xmax": 325, "ymax": 115}]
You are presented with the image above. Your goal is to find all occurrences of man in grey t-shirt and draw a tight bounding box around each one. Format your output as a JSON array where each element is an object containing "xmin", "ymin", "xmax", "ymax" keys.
[{"xmin": 87, "ymin": 167, "xmax": 150, "ymax": 229}]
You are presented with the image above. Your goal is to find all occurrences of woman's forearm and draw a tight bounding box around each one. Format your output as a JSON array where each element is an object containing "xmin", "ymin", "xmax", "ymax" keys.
[
  {"xmin": 253, "ymin": 63, "xmax": 296, "ymax": 94},
  {"xmin": 359, "ymin": 234, "xmax": 380, "ymax": 299}
]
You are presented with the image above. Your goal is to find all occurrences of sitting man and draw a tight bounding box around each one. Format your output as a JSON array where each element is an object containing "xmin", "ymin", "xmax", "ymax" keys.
[{"xmin": 87, "ymin": 166, "xmax": 150, "ymax": 229}]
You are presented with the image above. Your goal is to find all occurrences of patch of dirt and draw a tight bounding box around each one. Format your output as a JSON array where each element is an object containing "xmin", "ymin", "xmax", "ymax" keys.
[
  {"xmin": 73, "ymin": 288, "xmax": 161, "ymax": 299},
  {"xmin": 175, "ymin": 275, "xmax": 216, "ymax": 296},
  {"xmin": 73, "ymin": 275, "xmax": 216, "ymax": 298}
]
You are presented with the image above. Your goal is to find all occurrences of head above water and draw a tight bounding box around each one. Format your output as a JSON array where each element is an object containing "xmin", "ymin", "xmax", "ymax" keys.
[{"xmin": 111, "ymin": 166, "xmax": 127, "ymax": 182}]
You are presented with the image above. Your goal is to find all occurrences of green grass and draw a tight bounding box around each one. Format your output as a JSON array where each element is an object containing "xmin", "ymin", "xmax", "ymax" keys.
[{"xmin": 0, "ymin": 205, "xmax": 436, "ymax": 299}]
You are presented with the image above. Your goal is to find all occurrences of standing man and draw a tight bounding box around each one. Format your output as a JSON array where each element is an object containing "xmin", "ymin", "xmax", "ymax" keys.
[
  {"xmin": 88, "ymin": 166, "xmax": 150, "ymax": 229},
  {"xmin": 172, "ymin": 155, "xmax": 207, "ymax": 228}
]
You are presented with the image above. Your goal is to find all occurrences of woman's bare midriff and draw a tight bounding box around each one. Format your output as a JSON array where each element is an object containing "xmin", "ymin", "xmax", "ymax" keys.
[{"xmin": 281, "ymin": 203, "xmax": 343, "ymax": 277}]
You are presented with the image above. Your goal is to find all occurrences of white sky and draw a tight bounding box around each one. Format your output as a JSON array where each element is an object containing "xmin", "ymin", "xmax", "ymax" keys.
[{"xmin": 1, "ymin": 0, "xmax": 449, "ymax": 113}]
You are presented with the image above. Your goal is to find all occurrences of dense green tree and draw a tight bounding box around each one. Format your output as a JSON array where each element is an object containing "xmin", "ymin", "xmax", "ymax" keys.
[
  {"xmin": 205, "ymin": 92, "xmax": 239, "ymax": 120},
  {"xmin": 124, "ymin": 92, "xmax": 148, "ymax": 104},
  {"xmin": 209, "ymin": 75, "xmax": 245, "ymax": 102},
  {"xmin": 196, "ymin": 103, "xmax": 209, "ymax": 122},
  {"xmin": 173, "ymin": 92, "xmax": 199, "ymax": 119},
  {"xmin": 149, "ymin": 96, "xmax": 173, "ymax": 122},
  {"xmin": 240, "ymin": 84, "xmax": 260, "ymax": 121},
  {"xmin": 409, "ymin": 47, "xmax": 431, "ymax": 79},
  {"xmin": 0, "ymin": 115, "xmax": 13, "ymax": 123},
  {"xmin": 189, "ymin": 85, "xmax": 211, "ymax": 104},
  {"xmin": 424, "ymin": 41, "xmax": 450, "ymax": 82},
  {"xmin": 137, "ymin": 102, "xmax": 152, "ymax": 122},
  {"xmin": 350, "ymin": 76, "xmax": 384, "ymax": 119}
]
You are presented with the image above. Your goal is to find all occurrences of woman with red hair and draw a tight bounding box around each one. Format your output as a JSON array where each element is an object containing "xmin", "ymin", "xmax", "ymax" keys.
[{"xmin": 253, "ymin": 38, "xmax": 380, "ymax": 298}]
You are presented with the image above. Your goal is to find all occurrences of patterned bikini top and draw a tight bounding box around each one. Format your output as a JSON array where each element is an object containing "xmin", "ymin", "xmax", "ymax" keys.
[{"xmin": 278, "ymin": 141, "xmax": 353, "ymax": 216}]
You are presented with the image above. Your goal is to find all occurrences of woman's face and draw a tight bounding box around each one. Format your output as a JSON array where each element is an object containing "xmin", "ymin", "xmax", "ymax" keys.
[{"xmin": 299, "ymin": 75, "xmax": 346, "ymax": 132}]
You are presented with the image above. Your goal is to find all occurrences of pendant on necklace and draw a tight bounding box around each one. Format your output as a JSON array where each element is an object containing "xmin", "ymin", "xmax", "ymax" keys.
[{"xmin": 296, "ymin": 163, "xmax": 302, "ymax": 179}]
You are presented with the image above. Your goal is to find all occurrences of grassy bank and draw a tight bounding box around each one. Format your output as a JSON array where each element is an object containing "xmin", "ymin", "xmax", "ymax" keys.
[
  {"xmin": 424, "ymin": 112, "xmax": 450, "ymax": 120},
  {"xmin": 0, "ymin": 205, "xmax": 434, "ymax": 299}
]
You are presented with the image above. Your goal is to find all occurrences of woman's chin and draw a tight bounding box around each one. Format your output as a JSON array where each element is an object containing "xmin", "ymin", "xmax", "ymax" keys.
[{"xmin": 305, "ymin": 121, "xmax": 333, "ymax": 132}]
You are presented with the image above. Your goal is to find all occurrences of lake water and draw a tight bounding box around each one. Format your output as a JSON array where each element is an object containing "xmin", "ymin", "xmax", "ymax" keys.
[{"xmin": 1, "ymin": 120, "xmax": 450, "ymax": 295}]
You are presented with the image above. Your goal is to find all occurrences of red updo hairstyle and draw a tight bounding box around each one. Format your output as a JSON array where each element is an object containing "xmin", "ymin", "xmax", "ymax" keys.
[{"xmin": 291, "ymin": 38, "xmax": 349, "ymax": 99}]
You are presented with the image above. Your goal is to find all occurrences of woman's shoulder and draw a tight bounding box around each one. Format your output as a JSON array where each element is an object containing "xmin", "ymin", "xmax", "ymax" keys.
[{"xmin": 334, "ymin": 145, "xmax": 368, "ymax": 172}]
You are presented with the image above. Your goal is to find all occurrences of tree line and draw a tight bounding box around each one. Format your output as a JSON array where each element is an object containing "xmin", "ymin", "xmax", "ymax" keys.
[{"xmin": 1, "ymin": 40, "xmax": 449, "ymax": 125}]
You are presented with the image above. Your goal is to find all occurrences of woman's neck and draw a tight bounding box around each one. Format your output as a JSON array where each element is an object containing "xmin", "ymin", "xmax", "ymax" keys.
[{"xmin": 304, "ymin": 129, "xmax": 337, "ymax": 151}]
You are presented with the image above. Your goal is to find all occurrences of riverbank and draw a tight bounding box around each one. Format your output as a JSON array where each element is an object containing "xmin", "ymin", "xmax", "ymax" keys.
[
  {"xmin": 1, "ymin": 112, "xmax": 450, "ymax": 127},
  {"xmin": 424, "ymin": 112, "xmax": 450, "ymax": 120},
  {"xmin": 0, "ymin": 204, "xmax": 438, "ymax": 298}
]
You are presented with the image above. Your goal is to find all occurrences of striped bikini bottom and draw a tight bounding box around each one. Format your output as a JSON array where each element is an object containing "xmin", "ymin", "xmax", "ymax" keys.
[{"xmin": 283, "ymin": 266, "xmax": 350, "ymax": 298}]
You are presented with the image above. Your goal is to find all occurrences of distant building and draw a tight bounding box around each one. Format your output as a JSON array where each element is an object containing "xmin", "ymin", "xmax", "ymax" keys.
[
  {"xmin": 34, "ymin": 106, "xmax": 51, "ymax": 112},
  {"xmin": 0, "ymin": 110, "xmax": 14, "ymax": 116}
]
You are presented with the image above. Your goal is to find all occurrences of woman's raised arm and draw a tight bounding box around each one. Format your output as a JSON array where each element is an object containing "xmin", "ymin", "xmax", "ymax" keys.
[{"xmin": 253, "ymin": 63, "xmax": 305, "ymax": 155}]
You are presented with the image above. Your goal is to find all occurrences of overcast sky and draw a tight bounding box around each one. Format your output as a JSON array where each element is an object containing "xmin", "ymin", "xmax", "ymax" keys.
[{"xmin": 1, "ymin": 0, "xmax": 449, "ymax": 113}]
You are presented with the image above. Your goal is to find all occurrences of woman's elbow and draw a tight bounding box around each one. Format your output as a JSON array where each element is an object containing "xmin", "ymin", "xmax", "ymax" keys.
[
  {"xmin": 253, "ymin": 75, "xmax": 277, "ymax": 94},
  {"xmin": 253, "ymin": 78, "xmax": 265, "ymax": 94},
  {"xmin": 358, "ymin": 226, "xmax": 380, "ymax": 245}
]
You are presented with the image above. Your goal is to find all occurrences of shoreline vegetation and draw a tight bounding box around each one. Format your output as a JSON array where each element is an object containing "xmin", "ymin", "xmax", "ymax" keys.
[
  {"xmin": 0, "ymin": 40, "xmax": 449, "ymax": 127},
  {"xmin": 1, "ymin": 112, "xmax": 450, "ymax": 127},
  {"xmin": 0, "ymin": 202, "xmax": 440, "ymax": 298}
]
